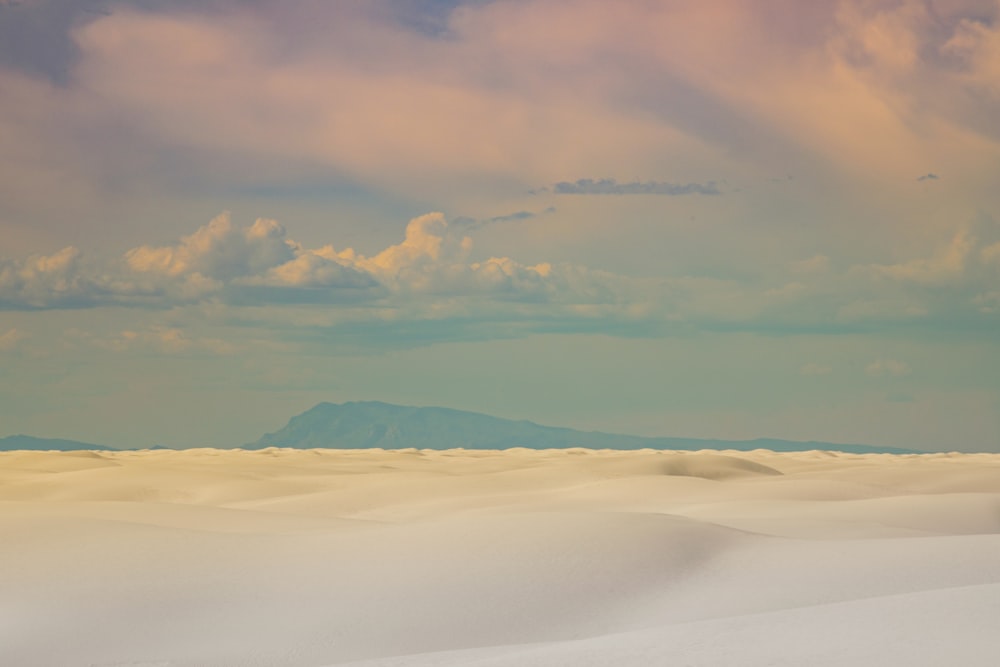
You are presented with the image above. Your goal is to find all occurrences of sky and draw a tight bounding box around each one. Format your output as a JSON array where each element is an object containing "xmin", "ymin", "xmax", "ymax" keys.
[{"xmin": 1, "ymin": 0, "xmax": 999, "ymax": 451}]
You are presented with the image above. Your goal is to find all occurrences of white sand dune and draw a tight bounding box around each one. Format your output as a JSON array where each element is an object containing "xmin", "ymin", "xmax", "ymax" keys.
[{"xmin": 1, "ymin": 448, "xmax": 999, "ymax": 666}]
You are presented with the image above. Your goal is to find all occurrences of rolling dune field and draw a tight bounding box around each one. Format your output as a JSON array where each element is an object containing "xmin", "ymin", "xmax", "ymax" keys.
[{"xmin": 2, "ymin": 448, "xmax": 999, "ymax": 666}]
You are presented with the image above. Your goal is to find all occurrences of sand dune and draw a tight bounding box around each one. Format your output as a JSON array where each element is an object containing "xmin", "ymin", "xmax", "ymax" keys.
[{"xmin": 1, "ymin": 448, "xmax": 999, "ymax": 666}]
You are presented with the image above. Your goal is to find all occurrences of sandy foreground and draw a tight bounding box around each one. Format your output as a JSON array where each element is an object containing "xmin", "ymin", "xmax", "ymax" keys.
[{"xmin": 1, "ymin": 448, "xmax": 999, "ymax": 667}]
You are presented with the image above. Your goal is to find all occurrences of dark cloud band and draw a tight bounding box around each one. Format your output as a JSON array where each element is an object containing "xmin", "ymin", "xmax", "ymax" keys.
[{"xmin": 548, "ymin": 178, "xmax": 721, "ymax": 196}]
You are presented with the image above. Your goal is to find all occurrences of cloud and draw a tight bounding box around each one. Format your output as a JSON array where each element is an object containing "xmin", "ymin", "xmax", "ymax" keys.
[
  {"xmin": 546, "ymin": 178, "xmax": 721, "ymax": 196},
  {"xmin": 2, "ymin": 206, "xmax": 998, "ymax": 346},
  {"xmin": 0, "ymin": 212, "xmax": 645, "ymax": 325},
  {"xmin": 123, "ymin": 213, "xmax": 380, "ymax": 306},
  {"xmin": 125, "ymin": 214, "xmax": 296, "ymax": 282},
  {"xmin": 484, "ymin": 209, "xmax": 550, "ymax": 224},
  {"xmin": 123, "ymin": 212, "xmax": 380, "ymax": 303},
  {"xmin": 866, "ymin": 358, "xmax": 911, "ymax": 377},
  {"xmin": 0, "ymin": 246, "xmax": 118, "ymax": 309},
  {"xmin": 345, "ymin": 213, "xmax": 555, "ymax": 299}
]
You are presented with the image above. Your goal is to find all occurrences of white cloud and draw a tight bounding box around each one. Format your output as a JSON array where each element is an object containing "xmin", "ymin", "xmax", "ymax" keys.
[
  {"xmin": 125, "ymin": 213, "xmax": 295, "ymax": 281},
  {"xmin": 1, "ymin": 208, "xmax": 998, "ymax": 344},
  {"xmin": 248, "ymin": 250, "xmax": 375, "ymax": 289},
  {"xmin": 0, "ymin": 244, "xmax": 198, "ymax": 309},
  {"xmin": 340, "ymin": 213, "xmax": 624, "ymax": 304},
  {"xmin": 0, "ymin": 246, "xmax": 99, "ymax": 308},
  {"xmin": 0, "ymin": 212, "xmax": 644, "ymax": 324},
  {"xmin": 133, "ymin": 213, "xmax": 382, "ymax": 296}
]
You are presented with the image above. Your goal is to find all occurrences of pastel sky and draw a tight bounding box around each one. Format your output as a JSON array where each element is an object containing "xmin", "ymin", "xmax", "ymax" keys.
[{"xmin": 1, "ymin": 0, "xmax": 999, "ymax": 451}]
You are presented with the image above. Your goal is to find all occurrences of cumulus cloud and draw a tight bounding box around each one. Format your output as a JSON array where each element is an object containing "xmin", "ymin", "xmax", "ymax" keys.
[
  {"xmin": 545, "ymin": 178, "xmax": 721, "ymax": 196},
  {"xmin": 0, "ymin": 246, "xmax": 112, "ymax": 309},
  {"xmin": 0, "ymin": 212, "xmax": 642, "ymax": 324},
  {"xmin": 121, "ymin": 214, "xmax": 381, "ymax": 304},
  {"xmin": 246, "ymin": 250, "xmax": 377, "ymax": 290},
  {"xmin": 342, "ymin": 213, "xmax": 607, "ymax": 302},
  {"xmin": 1, "ymin": 207, "xmax": 997, "ymax": 344},
  {"xmin": 125, "ymin": 214, "xmax": 295, "ymax": 281}
]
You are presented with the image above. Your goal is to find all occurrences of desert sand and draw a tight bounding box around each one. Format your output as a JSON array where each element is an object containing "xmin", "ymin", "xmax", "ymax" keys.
[{"xmin": 1, "ymin": 447, "xmax": 999, "ymax": 666}]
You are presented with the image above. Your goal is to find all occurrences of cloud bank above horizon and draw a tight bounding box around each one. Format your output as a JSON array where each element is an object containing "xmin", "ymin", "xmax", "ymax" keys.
[{"xmin": 2, "ymin": 211, "xmax": 998, "ymax": 339}]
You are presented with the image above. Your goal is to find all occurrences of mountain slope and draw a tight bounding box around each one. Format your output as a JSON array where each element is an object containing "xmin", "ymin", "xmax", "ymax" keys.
[{"xmin": 247, "ymin": 401, "xmax": 915, "ymax": 454}]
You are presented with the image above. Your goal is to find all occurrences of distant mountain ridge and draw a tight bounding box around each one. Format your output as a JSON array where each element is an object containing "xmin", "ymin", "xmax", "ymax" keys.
[
  {"xmin": 0, "ymin": 435, "xmax": 115, "ymax": 451},
  {"xmin": 1, "ymin": 403, "xmax": 918, "ymax": 453},
  {"xmin": 247, "ymin": 401, "xmax": 916, "ymax": 454}
]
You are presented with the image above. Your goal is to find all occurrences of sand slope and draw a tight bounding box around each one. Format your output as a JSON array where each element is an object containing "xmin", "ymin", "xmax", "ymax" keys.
[{"xmin": 1, "ymin": 448, "xmax": 999, "ymax": 666}]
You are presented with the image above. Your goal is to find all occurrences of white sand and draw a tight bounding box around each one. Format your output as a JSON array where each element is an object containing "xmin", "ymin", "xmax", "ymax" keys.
[{"xmin": 1, "ymin": 448, "xmax": 999, "ymax": 666}]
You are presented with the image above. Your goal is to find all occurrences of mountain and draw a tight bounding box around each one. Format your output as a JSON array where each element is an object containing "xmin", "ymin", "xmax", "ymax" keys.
[
  {"xmin": 0, "ymin": 435, "xmax": 115, "ymax": 451},
  {"xmin": 246, "ymin": 401, "xmax": 916, "ymax": 454}
]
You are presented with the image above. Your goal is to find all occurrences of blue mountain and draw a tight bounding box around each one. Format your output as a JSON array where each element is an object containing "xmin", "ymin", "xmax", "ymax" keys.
[{"xmin": 246, "ymin": 401, "xmax": 915, "ymax": 454}]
